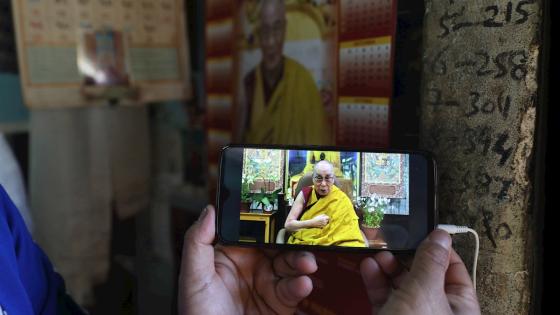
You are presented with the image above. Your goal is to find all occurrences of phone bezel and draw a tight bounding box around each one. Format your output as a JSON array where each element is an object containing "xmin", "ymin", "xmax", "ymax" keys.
[{"xmin": 216, "ymin": 144, "xmax": 437, "ymax": 254}]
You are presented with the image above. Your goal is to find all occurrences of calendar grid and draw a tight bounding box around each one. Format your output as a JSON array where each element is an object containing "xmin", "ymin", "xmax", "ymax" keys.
[
  {"xmin": 337, "ymin": 97, "xmax": 390, "ymax": 146},
  {"xmin": 339, "ymin": 36, "xmax": 392, "ymax": 97},
  {"xmin": 336, "ymin": 0, "xmax": 397, "ymax": 147},
  {"xmin": 339, "ymin": 0, "xmax": 394, "ymax": 41}
]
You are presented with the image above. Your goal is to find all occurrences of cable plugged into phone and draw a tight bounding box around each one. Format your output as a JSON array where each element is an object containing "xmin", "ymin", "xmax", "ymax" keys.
[{"xmin": 436, "ymin": 224, "xmax": 479, "ymax": 292}]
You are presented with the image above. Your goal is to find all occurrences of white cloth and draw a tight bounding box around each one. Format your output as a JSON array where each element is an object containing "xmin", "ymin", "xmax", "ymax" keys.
[{"xmin": 30, "ymin": 106, "xmax": 150, "ymax": 305}]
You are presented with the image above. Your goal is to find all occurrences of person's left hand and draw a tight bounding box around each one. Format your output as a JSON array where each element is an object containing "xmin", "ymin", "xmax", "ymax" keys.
[{"xmin": 178, "ymin": 205, "xmax": 318, "ymax": 315}]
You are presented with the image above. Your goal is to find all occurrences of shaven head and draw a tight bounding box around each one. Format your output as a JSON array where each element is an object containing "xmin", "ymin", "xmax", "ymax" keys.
[
  {"xmin": 258, "ymin": 0, "xmax": 286, "ymax": 71},
  {"xmin": 313, "ymin": 160, "xmax": 335, "ymax": 196},
  {"xmin": 313, "ymin": 160, "xmax": 334, "ymax": 177},
  {"xmin": 260, "ymin": 0, "xmax": 286, "ymax": 17}
]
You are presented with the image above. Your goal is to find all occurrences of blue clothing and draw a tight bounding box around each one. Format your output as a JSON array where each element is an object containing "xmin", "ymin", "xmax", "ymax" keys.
[{"xmin": 0, "ymin": 185, "xmax": 67, "ymax": 314}]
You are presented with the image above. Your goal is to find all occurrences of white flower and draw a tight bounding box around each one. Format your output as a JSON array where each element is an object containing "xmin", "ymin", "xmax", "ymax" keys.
[{"xmin": 365, "ymin": 196, "xmax": 391, "ymax": 213}]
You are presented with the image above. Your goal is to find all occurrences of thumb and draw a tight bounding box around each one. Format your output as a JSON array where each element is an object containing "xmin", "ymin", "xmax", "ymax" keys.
[
  {"xmin": 186, "ymin": 205, "xmax": 216, "ymax": 246},
  {"xmin": 180, "ymin": 205, "xmax": 216, "ymax": 286},
  {"xmin": 408, "ymin": 229, "xmax": 452, "ymax": 288}
]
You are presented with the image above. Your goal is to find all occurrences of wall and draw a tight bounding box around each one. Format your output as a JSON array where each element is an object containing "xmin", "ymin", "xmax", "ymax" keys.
[
  {"xmin": 0, "ymin": 73, "xmax": 29, "ymax": 130},
  {"xmin": 420, "ymin": 0, "xmax": 543, "ymax": 313}
]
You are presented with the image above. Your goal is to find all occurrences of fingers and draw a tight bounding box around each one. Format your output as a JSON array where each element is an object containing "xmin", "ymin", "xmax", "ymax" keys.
[
  {"xmin": 275, "ymin": 275, "xmax": 314, "ymax": 308},
  {"xmin": 445, "ymin": 248, "xmax": 478, "ymax": 298},
  {"xmin": 256, "ymin": 252, "xmax": 316, "ymax": 314},
  {"xmin": 445, "ymin": 248, "xmax": 472, "ymax": 287},
  {"xmin": 445, "ymin": 249, "xmax": 481, "ymax": 313},
  {"xmin": 360, "ymin": 257, "xmax": 391, "ymax": 313},
  {"xmin": 272, "ymin": 251, "xmax": 317, "ymax": 278},
  {"xmin": 262, "ymin": 248, "xmax": 279, "ymax": 259},
  {"xmin": 408, "ymin": 229, "xmax": 452, "ymax": 288},
  {"xmin": 360, "ymin": 251, "xmax": 408, "ymax": 313},
  {"xmin": 255, "ymin": 274, "xmax": 313, "ymax": 313},
  {"xmin": 375, "ymin": 252, "xmax": 403, "ymax": 278}
]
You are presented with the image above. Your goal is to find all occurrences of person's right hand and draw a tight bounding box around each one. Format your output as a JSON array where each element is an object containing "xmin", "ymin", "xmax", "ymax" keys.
[
  {"xmin": 311, "ymin": 214, "xmax": 329, "ymax": 228},
  {"xmin": 179, "ymin": 205, "xmax": 317, "ymax": 315},
  {"xmin": 360, "ymin": 229, "xmax": 480, "ymax": 315}
]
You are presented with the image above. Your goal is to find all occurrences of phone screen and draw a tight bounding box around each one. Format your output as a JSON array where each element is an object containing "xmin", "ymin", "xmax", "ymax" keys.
[{"xmin": 217, "ymin": 145, "xmax": 436, "ymax": 252}]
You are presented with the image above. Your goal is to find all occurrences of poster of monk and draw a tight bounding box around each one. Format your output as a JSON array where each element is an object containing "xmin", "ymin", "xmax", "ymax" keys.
[{"xmin": 233, "ymin": 0, "xmax": 337, "ymax": 145}]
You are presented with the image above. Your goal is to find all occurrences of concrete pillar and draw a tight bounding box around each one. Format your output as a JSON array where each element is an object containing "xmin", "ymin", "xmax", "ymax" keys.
[{"xmin": 420, "ymin": 0, "xmax": 543, "ymax": 313}]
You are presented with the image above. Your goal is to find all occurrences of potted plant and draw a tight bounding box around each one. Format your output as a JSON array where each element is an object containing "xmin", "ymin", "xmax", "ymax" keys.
[
  {"xmin": 241, "ymin": 178, "xmax": 252, "ymax": 212},
  {"xmin": 252, "ymin": 187, "xmax": 283, "ymax": 212},
  {"xmin": 241, "ymin": 169, "xmax": 257, "ymax": 212},
  {"xmin": 357, "ymin": 195, "xmax": 388, "ymax": 240}
]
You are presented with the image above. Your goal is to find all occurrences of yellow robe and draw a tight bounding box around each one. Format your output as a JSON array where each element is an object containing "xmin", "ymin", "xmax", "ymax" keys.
[
  {"xmin": 244, "ymin": 57, "xmax": 332, "ymax": 145},
  {"xmin": 288, "ymin": 185, "xmax": 366, "ymax": 247}
]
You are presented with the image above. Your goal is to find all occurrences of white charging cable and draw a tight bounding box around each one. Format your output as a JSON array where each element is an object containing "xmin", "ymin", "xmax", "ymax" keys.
[{"xmin": 436, "ymin": 224, "xmax": 479, "ymax": 291}]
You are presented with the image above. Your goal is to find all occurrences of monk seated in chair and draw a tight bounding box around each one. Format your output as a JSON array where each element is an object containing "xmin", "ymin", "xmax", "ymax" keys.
[{"xmin": 276, "ymin": 160, "xmax": 367, "ymax": 247}]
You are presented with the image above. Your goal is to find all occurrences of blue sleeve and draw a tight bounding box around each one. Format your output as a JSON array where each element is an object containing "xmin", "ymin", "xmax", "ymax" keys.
[{"xmin": 0, "ymin": 185, "xmax": 65, "ymax": 315}]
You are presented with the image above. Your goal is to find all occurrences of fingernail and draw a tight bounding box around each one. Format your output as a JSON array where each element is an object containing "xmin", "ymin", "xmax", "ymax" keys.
[
  {"xmin": 298, "ymin": 251, "xmax": 313, "ymax": 259},
  {"xmin": 429, "ymin": 230, "xmax": 451, "ymax": 250},
  {"xmin": 198, "ymin": 206, "xmax": 209, "ymax": 221}
]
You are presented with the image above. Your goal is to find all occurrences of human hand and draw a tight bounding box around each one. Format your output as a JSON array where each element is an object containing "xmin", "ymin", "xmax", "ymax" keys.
[
  {"xmin": 360, "ymin": 229, "xmax": 480, "ymax": 315},
  {"xmin": 312, "ymin": 214, "xmax": 330, "ymax": 228},
  {"xmin": 178, "ymin": 205, "xmax": 318, "ymax": 315}
]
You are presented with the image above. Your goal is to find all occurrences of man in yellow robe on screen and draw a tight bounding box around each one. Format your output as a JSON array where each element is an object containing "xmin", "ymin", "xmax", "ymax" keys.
[
  {"xmin": 240, "ymin": 0, "xmax": 332, "ymax": 145},
  {"xmin": 284, "ymin": 160, "xmax": 366, "ymax": 247}
]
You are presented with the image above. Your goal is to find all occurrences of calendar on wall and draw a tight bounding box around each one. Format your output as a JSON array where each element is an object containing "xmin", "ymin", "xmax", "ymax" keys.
[
  {"xmin": 339, "ymin": 0, "xmax": 394, "ymax": 40},
  {"xmin": 11, "ymin": 0, "xmax": 191, "ymax": 108},
  {"xmin": 337, "ymin": 0, "xmax": 396, "ymax": 147},
  {"xmin": 338, "ymin": 37, "xmax": 392, "ymax": 96},
  {"xmin": 338, "ymin": 97, "xmax": 389, "ymax": 146}
]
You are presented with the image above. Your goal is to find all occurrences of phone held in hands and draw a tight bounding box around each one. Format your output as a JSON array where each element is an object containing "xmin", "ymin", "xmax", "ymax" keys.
[{"xmin": 216, "ymin": 144, "xmax": 437, "ymax": 253}]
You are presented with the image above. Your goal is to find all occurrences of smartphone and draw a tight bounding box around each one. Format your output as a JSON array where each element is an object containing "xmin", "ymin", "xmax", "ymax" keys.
[{"xmin": 216, "ymin": 144, "xmax": 437, "ymax": 253}]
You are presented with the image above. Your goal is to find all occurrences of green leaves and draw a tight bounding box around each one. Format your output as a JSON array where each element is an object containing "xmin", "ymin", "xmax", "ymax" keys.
[
  {"xmin": 252, "ymin": 187, "xmax": 282, "ymax": 210},
  {"xmin": 362, "ymin": 207, "xmax": 384, "ymax": 228},
  {"xmin": 357, "ymin": 196, "xmax": 387, "ymax": 228},
  {"xmin": 241, "ymin": 179, "xmax": 252, "ymax": 202}
]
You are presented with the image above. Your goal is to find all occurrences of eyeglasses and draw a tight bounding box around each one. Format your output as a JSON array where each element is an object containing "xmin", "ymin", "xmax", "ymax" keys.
[{"xmin": 313, "ymin": 175, "xmax": 334, "ymax": 183}]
